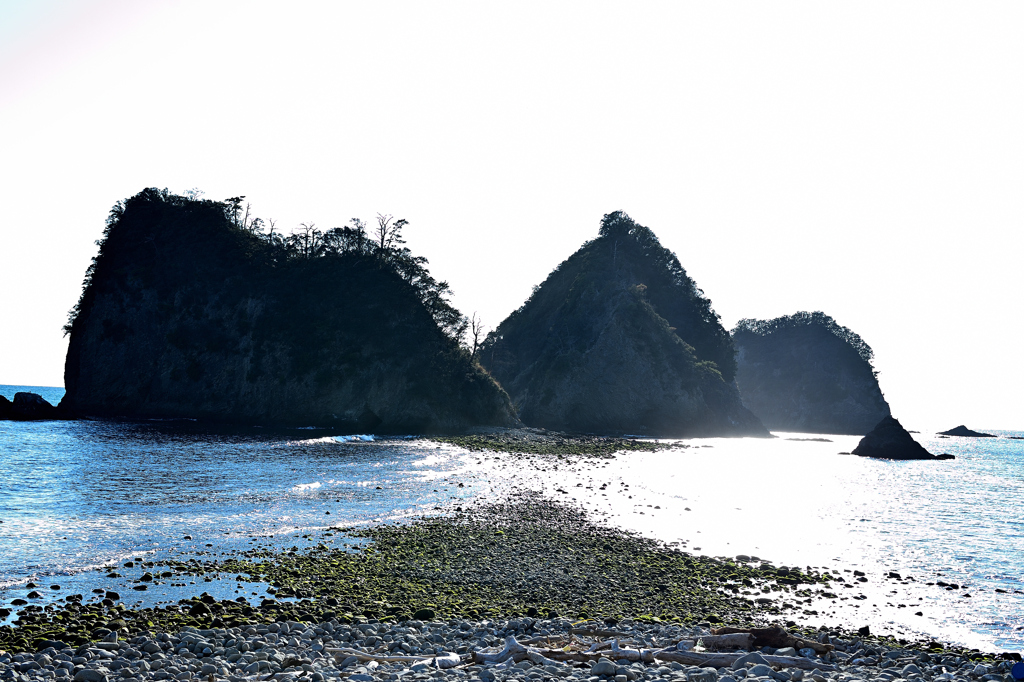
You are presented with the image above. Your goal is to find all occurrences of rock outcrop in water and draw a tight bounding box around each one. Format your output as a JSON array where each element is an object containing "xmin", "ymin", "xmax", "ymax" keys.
[
  {"xmin": 732, "ymin": 312, "xmax": 890, "ymax": 435},
  {"xmin": 938, "ymin": 425, "xmax": 996, "ymax": 438},
  {"xmin": 853, "ymin": 416, "xmax": 954, "ymax": 460},
  {"xmin": 60, "ymin": 189, "xmax": 516, "ymax": 432},
  {"xmin": 0, "ymin": 392, "xmax": 62, "ymax": 421},
  {"xmin": 479, "ymin": 211, "xmax": 766, "ymax": 437}
]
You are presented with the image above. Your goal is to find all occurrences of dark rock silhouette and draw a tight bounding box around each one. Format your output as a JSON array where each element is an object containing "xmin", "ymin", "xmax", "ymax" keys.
[
  {"xmin": 0, "ymin": 393, "xmax": 62, "ymax": 421},
  {"xmin": 14, "ymin": 392, "xmax": 59, "ymax": 419},
  {"xmin": 732, "ymin": 312, "xmax": 890, "ymax": 435},
  {"xmin": 61, "ymin": 189, "xmax": 516, "ymax": 432},
  {"xmin": 938, "ymin": 425, "xmax": 996, "ymax": 438},
  {"xmin": 853, "ymin": 417, "xmax": 954, "ymax": 460},
  {"xmin": 480, "ymin": 211, "xmax": 766, "ymax": 437}
]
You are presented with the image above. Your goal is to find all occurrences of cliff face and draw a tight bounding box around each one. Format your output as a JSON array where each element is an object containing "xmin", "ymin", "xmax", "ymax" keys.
[
  {"xmin": 480, "ymin": 212, "xmax": 766, "ymax": 437},
  {"xmin": 61, "ymin": 189, "xmax": 515, "ymax": 432},
  {"xmin": 732, "ymin": 312, "xmax": 890, "ymax": 435}
]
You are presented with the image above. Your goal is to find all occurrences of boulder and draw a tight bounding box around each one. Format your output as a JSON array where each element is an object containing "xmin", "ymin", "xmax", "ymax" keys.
[
  {"xmin": 853, "ymin": 416, "xmax": 954, "ymax": 460},
  {"xmin": 11, "ymin": 392, "xmax": 59, "ymax": 420},
  {"xmin": 591, "ymin": 658, "xmax": 617, "ymax": 676},
  {"xmin": 0, "ymin": 395, "xmax": 12, "ymax": 419},
  {"xmin": 938, "ymin": 425, "xmax": 996, "ymax": 438}
]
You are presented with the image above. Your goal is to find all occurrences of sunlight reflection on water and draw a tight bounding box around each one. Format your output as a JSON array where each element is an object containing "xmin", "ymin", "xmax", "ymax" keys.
[
  {"xmin": 1, "ymin": 415, "xmax": 1021, "ymax": 651},
  {"xmin": 464, "ymin": 431, "xmax": 1024, "ymax": 651}
]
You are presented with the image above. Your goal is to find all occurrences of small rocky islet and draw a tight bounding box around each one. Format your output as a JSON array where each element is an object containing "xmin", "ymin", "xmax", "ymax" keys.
[
  {"xmin": 936, "ymin": 427, "xmax": 996, "ymax": 439},
  {"xmin": 851, "ymin": 418, "xmax": 954, "ymax": 461},
  {"xmin": 2, "ymin": 497, "xmax": 1019, "ymax": 682}
]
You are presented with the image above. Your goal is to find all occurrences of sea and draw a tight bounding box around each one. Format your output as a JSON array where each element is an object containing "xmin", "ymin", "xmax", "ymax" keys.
[{"xmin": 1, "ymin": 384, "xmax": 1022, "ymax": 654}]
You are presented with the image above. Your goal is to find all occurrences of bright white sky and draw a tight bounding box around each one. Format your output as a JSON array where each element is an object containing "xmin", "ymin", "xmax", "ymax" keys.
[{"xmin": 1, "ymin": 1, "xmax": 1021, "ymax": 431}]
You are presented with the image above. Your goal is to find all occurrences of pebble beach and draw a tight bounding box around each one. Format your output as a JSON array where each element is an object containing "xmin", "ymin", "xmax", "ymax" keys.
[
  {"xmin": 3, "ymin": 614, "xmax": 1022, "ymax": 682},
  {"xmin": 3, "ymin": 487, "xmax": 1022, "ymax": 682},
  {"xmin": 2, "ymin": 427, "xmax": 1023, "ymax": 682}
]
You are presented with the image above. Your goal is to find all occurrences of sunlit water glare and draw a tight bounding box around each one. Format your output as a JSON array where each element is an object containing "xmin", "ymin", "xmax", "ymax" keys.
[
  {"xmin": 1, "ymin": 385, "xmax": 1021, "ymax": 652},
  {"xmin": 468, "ymin": 432, "xmax": 1024, "ymax": 651}
]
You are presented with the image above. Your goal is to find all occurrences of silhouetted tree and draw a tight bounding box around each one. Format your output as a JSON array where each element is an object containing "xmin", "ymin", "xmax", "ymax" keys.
[
  {"xmin": 69, "ymin": 188, "xmax": 472, "ymax": 344},
  {"xmin": 322, "ymin": 220, "xmax": 372, "ymax": 255},
  {"xmin": 286, "ymin": 223, "xmax": 323, "ymax": 258},
  {"xmin": 468, "ymin": 312, "xmax": 486, "ymax": 359},
  {"xmin": 733, "ymin": 311, "xmax": 876, "ymax": 369},
  {"xmin": 373, "ymin": 214, "xmax": 408, "ymax": 253},
  {"xmin": 225, "ymin": 196, "xmax": 246, "ymax": 227}
]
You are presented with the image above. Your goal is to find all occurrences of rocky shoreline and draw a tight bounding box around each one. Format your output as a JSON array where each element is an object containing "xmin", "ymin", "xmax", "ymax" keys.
[
  {"xmin": 2, "ymin": 615, "xmax": 1021, "ymax": 682},
  {"xmin": 1, "ymin": 497, "xmax": 1020, "ymax": 682}
]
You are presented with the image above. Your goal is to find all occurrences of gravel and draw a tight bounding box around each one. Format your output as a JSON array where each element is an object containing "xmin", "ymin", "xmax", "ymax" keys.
[
  {"xmin": 1, "ymin": 616, "xmax": 1020, "ymax": 682},
  {"xmin": 2, "ymin": 492, "xmax": 1019, "ymax": 681}
]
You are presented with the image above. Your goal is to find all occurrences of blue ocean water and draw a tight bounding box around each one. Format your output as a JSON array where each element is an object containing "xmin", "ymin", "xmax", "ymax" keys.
[{"xmin": 1, "ymin": 384, "xmax": 1022, "ymax": 653}]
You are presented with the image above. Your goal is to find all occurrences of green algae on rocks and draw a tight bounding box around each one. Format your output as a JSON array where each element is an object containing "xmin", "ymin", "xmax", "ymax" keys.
[
  {"xmin": 0, "ymin": 499, "xmax": 1005, "ymax": 664},
  {"xmin": 0, "ymin": 498, "xmax": 822, "ymax": 654},
  {"xmin": 430, "ymin": 429, "xmax": 677, "ymax": 457}
]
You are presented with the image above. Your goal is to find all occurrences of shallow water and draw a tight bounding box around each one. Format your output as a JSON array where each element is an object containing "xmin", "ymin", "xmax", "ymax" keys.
[
  {"xmin": 0, "ymin": 396, "xmax": 491, "ymax": 617},
  {"xmin": 1, "ymin": 385, "xmax": 1021, "ymax": 652},
  {"xmin": 467, "ymin": 431, "xmax": 1024, "ymax": 651}
]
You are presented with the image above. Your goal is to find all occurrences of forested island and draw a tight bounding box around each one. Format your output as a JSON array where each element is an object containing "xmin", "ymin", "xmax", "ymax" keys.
[
  {"xmin": 59, "ymin": 189, "xmax": 515, "ymax": 432},
  {"xmin": 480, "ymin": 212, "xmax": 766, "ymax": 437},
  {"xmin": 21, "ymin": 194, "xmax": 895, "ymax": 439},
  {"xmin": 732, "ymin": 312, "xmax": 891, "ymax": 435}
]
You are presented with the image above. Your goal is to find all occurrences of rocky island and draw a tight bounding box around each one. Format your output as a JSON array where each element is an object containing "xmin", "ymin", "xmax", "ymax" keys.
[
  {"xmin": 0, "ymin": 392, "xmax": 62, "ymax": 421},
  {"xmin": 938, "ymin": 425, "xmax": 996, "ymax": 438},
  {"xmin": 852, "ymin": 417, "xmax": 954, "ymax": 460},
  {"xmin": 59, "ymin": 189, "xmax": 515, "ymax": 432},
  {"xmin": 732, "ymin": 312, "xmax": 890, "ymax": 435},
  {"xmin": 479, "ymin": 212, "xmax": 765, "ymax": 437}
]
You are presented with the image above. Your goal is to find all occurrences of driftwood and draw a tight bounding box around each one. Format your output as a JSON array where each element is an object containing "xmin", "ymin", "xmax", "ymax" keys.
[
  {"xmin": 468, "ymin": 637, "xmax": 834, "ymax": 672},
  {"xmin": 326, "ymin": 647, "xmax": 463, "ymax": 669},
  {"xmin": 471, "ymin": 636, "xmax": 658, "ymax": 666},
  {"xmin": 472, "ymin": 636, "xmax": 563, "ymax": 667},
  {"xmin": 586, "ymin": 639, "xmax": 640, "ymax": 654},
  {"xmin": 518, "ymin": 634, "xmax": 569, "ymax": 646},
  {"xmin": 693, "ymin": 633, "xmax": 756, "ymax": 650},
  {"xmin": 654, "ymin": 650, "xmax": 835, "ymax": 672},
  {"xmin": 331, "ymin": 626, "xmax": 833, "ymax": 674},
  {"xmin": 711, "ymin": 626, "xmax": 834, "ymax": 655}
]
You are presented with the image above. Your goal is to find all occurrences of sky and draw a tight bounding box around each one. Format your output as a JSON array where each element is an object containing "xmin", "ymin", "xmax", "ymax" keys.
[{"xmin": 1, "ymin": 1, "xmax": 1021, "ymax": 430}]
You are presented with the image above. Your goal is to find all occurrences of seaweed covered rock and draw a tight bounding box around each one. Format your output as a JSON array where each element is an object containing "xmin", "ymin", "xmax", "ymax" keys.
[
  {"xmin": 480, "ymin": 211, "xmax": 766, "ymax": 437},
  {"xmin": 61, "ymin": 189, "xmax": 515, "ymax": 432},
  {"xmin": 853, "ymin": 416, "xmax": 953, "ymax": 460},
  {"xmin": 732, "ymin": 312, "xmax": 890, "ymax": 435}
]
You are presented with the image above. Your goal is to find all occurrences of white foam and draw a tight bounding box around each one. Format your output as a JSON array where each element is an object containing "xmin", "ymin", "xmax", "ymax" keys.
[
  {"xmin": 334, "ymin": 434, "xmax": 375, "ymax": 443},
  {"xmin": 290, "ymin": 436, "xmax": 339, "ymax": 445},
  {"xmin": 291, "ymin": 482, "xmax": 322, "ymax": 492}
]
